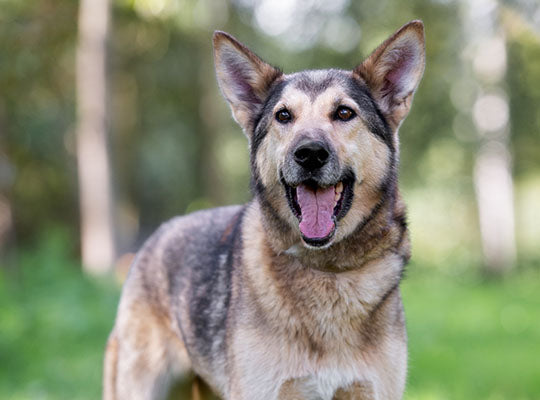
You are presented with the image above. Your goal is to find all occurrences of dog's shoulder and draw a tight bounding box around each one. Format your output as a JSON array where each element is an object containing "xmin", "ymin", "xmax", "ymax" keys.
[
  {"xmin": 138, "ymin": 205, "xmax": 244, "ymax": 262},
  {"xmin": 121, "ymin": 205, "xmax": 244, "ymax": 304}
]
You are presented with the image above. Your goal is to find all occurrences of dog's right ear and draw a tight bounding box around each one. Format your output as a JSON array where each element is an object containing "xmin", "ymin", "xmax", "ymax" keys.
[{"xmin": 213, "ymin": 31, "xmax": 282, "ymax": 135}]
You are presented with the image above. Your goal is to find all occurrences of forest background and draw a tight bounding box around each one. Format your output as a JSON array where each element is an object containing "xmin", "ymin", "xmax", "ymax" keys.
[{"xmin": 1, "ymin": 0, "xmax": 539, "ymax": 398}]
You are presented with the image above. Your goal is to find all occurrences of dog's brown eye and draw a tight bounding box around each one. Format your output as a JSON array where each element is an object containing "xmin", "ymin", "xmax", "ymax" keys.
[
  {"xmin": 335, "ymin": 106, "xmax": 355, "ymax": 121},
  {"xmin": 276, "ymin": 109, "xmax": 292, "ymax": 123}
]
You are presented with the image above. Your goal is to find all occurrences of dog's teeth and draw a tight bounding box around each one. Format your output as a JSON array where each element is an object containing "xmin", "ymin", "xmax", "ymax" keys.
[
  {"xmin": 335, "ymin": 193, "xmax": 340, "ymax": 202},
  {"xmin": 336, "ymin": 182, "xmax": 343, "ymax": 194}
]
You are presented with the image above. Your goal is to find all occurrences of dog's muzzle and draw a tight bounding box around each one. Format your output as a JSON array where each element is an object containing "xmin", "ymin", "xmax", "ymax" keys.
[{"xmin": 281, "ymin": 140, "xmax": 355, "ymax": 248}]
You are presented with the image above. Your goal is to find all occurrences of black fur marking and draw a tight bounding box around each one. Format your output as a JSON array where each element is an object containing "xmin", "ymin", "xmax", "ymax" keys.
[
  {"xmin": 362, "ymin": 262, "xmax": 406, "ymax": 346},
  {"xmin": 188, "ymin": 207, "xmax": 245, "ymax": 359},
  {"xmin": 394, "ymin": 211, "xmax": 409, "ymax": 258},
  {"xmin": 292, "ymin": 72, "xmax": 338, "ymax": 102},
  {"xmin": 349, "ymin": 163, "xmax": 397, "ymax": 240},
  {"xmin": 250, "ymin": 79, "xmax": 289, "ymax": 160},
  {"xmin": 394, "ymin": 211, "xmax": 408, "ymax": 231},
  {"xmin": 281, "ymin": 175, "xmax": 301, "ymax": 220},
  {"xmin": 334, "ymin": 168, "xmax": 355, "ymax": 221},
  {"xmin": 160, "ymin": 207, "xmax": 245, "ymax": 362},
  {"xmin": 251, "ymin": 176, "xmax": 292, "ymax": 235},
  {"xmin": 370, "ymin": 278, "xmax": 401, "ymax": 319},
  {"xmin": 346, "ymin": 77, "xmax": 394, "ymax": 152}
]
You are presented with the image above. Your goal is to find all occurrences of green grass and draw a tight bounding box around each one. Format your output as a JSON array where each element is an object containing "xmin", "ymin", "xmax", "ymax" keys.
[
  {"xmin": 403, "ymin": 268, "xmax": 540, "ymax": 400},
  {"xmin": 0, "ymin": 235, "xmax": 539, "ymax": 399},
  {"xmin": 0, "ymin": 234, "xmax": 119, "ymax": 400}
]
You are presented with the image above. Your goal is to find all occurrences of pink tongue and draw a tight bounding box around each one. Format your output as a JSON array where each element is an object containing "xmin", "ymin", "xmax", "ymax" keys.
[{"xmin": 297, "ymin": 184, "xmax": 335, "ymax": 239}]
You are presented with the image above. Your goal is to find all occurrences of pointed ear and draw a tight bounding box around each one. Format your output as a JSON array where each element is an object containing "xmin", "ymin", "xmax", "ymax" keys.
[
  {"xmin": 355, "ymin": 20, "xmax": 425, "ymax": 129},
  {"xmin": 213, "ymin": 31, "xmax": 282, "ymax": 135}
]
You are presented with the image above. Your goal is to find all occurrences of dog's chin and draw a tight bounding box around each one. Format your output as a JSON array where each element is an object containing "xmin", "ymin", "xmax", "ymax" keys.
[
  {"xmin": 301, "ymin": 229, "xmax": 336, "ymax": 249},
  {"xmin": 281, "ymin": 173, "xmax": 355, "ymax": 250}
]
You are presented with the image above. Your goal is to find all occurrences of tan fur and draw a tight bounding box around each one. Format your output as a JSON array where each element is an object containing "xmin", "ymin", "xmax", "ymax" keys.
[
  {"xmin": 332, "ymin": 382, "xmax": 375, "ymax": 400},
  {"xmin": 109, "ymin": 299, "xmax": 192, "ymax": 399},
  {"xmin": 103, "ymin": 333, "xmax": 119, "ymax": 400}
]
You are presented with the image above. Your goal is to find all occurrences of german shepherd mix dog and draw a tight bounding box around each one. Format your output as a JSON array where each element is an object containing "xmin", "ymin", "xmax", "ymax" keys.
[{"xmin": 104, "ymin": 20, "xmax": 425, "ymax": 400}]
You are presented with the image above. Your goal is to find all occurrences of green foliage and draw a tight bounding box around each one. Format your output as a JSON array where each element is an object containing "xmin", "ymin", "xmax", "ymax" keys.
[
  {"xmin": 0, "ymin": 0, "xmax": 79, "ymax": 243},
  {"xmin": 507, "ymin": 30, "xmax": 540, "ymax": 178}
]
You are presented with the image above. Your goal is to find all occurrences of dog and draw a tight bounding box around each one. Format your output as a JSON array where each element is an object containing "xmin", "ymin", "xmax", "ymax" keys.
[{"xmin": 103, "ymin": 20, "xmax": 425, "ymax": 400}]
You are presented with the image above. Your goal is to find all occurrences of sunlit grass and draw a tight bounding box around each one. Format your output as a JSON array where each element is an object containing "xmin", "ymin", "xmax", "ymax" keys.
[
  {"xmin": 0, "ymin": 233, "xmax": 119, "ymax": 400},
  {"xmin": 403, "ymin": 265, "xmax": 540, "ymax": 400}
]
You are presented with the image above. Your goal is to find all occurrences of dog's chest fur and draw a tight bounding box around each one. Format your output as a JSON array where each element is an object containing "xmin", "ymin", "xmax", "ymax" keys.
[{"xmin": 229, "ymin": 204, "xmax": 407, "ymax": 399}]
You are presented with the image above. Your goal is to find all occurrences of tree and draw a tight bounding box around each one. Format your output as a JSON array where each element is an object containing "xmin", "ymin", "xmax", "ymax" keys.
[
  {"xmin": 76, "ymin": 0, "xmax": 115, "ymax": 274},
  {"xmin": 463, "ymin": 0, "xmax": 516, "ymax": 273}
]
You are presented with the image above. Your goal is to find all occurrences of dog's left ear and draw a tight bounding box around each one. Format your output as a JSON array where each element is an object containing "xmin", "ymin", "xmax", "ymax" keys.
[
  {"xmin": 213, "ymin": 31, "xmax": 282, "ymax": 135},
  {"xmin": 355, "ymin": 20, "xmax": 425, "ymax": 129}
]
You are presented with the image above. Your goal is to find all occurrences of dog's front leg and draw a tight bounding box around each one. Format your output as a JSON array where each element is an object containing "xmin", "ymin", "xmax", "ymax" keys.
[
  {"xmin": 228, "ymin": 367, "xmax": 283, "ymax": 400},
  {"xmin": 227, "ymin": 336, "xmax": 284, "ymax": 400}
]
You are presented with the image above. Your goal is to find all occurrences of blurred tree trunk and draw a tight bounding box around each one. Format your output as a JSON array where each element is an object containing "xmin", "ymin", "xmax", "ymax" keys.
[
  {"xmin": 76, "ymin": 0, "xmax": 115, "ymax": 274},
  {"xmin": 464, "ymin": 1, "xmax": 516, "ymax": 274}
]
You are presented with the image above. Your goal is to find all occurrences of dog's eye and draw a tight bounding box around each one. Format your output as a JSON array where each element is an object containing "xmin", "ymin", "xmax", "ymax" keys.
[
  {"xmin": 335, "ymin": 106, "xmax": 355, "ymax": 121},
  {"xmin": 276, "ymin": 109, "xmax": 292, "ymax": 124}
]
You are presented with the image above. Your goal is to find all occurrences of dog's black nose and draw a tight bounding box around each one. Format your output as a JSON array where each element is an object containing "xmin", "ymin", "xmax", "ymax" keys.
[{"xmin": 294, "ymin": 141, "xmax": 330, "ymax": 171}]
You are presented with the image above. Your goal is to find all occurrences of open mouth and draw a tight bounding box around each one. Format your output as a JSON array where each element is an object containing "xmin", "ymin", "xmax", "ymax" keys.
[{"xmin": 282, "ymin": 174, "xmax": 354, "ymax": 247}]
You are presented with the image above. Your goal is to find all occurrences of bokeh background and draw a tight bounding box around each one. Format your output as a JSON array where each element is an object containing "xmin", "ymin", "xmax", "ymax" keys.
[{"xmin": 1, "ymin": 0, "xmax": 539, "ymax": 399}]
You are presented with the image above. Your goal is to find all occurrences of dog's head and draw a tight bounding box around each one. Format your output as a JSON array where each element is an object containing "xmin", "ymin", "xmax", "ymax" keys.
[{"xmin": 214, "ymin": 21, "xmax": 425, "ymax": 249}]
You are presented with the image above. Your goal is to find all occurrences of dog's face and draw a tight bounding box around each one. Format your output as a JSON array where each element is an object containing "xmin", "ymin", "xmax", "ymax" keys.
[{"xmin": 214, "ymin": 21, "xmax": 425, "ymax": 249}]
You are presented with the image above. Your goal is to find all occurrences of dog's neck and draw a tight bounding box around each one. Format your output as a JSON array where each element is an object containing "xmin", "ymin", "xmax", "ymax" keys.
[{"xmin": 251, "ymin": 189, "xmax": 410, "ymax": 273}]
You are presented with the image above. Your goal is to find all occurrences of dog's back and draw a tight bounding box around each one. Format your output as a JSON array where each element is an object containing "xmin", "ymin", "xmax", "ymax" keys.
[{"xmin": 105, "ymin": 205, "xmax": 243, "ymax": 399}]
